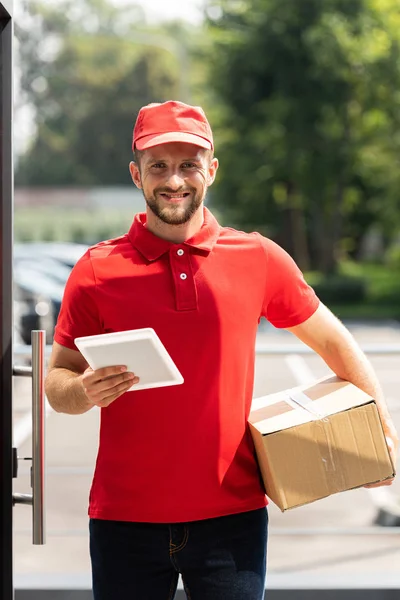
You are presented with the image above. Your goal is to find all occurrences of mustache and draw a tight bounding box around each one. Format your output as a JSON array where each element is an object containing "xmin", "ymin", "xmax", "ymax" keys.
[{"xmin": 156, "ymin": 187, "xmax": 194, "ymax": 195}]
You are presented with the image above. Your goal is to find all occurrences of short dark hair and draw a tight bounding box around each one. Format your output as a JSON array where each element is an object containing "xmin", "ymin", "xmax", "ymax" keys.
[{"xmin": 133, "ymin": 148, "xmax": 144, "ymax": 166}]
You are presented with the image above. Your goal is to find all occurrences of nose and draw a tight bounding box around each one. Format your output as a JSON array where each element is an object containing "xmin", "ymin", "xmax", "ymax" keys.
[{"xmin": 165, "ymin": 169, "xmax": 185, "ymax": 190}]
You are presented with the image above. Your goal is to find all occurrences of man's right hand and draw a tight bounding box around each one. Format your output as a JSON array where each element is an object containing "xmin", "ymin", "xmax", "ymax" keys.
[{"xmin": 80, "ymin": 366, "xmax": 139, "ymax": 408}]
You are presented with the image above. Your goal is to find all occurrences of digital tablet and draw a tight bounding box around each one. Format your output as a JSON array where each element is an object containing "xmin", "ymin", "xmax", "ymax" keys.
[{"xmin": 74, "ymin": 328, "xmax": 184, "ymax": 392}]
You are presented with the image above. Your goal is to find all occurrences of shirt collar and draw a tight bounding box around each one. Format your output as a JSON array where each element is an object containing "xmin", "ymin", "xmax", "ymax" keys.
[{"xmin": 128, "ymin": 207, "xmax": 220, "ymax": 262}]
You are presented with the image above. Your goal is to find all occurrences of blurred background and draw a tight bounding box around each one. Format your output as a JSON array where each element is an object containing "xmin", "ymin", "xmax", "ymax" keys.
[{"xmin": 12, "ymin": 0, "xmax": 400, "ymax": 598}]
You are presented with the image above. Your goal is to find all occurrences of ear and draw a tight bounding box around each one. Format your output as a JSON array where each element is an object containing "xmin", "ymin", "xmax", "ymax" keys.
[
  {"xmin": 129, "ymin": 161, "xmax": 142, "ymax": 189},
  {"xmin": 207, "ymin": 157, "xmax": 219, "ymax": 187}
]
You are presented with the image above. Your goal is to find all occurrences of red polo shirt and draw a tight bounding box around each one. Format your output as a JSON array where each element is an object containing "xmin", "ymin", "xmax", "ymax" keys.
[{"xmin": 54, "ymin": 208, "xmax": 319, "ymax": 523}]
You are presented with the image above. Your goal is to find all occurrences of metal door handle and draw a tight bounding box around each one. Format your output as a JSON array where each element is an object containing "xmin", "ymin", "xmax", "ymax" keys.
[
  {"xmin": 31, "ymin": 330, "xmax": 46, "ymax": 544},
  {"xmin": 13, "ymin": 330, "xmax": 46, "ymax": 545}
]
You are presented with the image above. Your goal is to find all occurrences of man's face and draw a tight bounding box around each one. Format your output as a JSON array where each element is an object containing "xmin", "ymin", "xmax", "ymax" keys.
[{"xmin": 129, "ymin": 142, "xmax": 218, "ymax": 226}]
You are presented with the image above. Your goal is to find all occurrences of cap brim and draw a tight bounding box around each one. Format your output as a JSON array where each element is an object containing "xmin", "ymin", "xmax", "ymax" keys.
[{"xmin": 135, "ymin": 131, "xmax": 212, "ymax": 151}]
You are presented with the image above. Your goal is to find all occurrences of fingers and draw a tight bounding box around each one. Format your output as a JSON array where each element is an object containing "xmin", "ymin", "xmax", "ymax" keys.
[
  {"xmin": 81, "ymin": 365, "xmax": 140, "ymax": 407},
  {"xmin": 94, "ymin": 379, "xmax": 139, "ymax": 408},
  {"xmin": 364, "ymin": 478, "xmax": 395, "ymax": 489},
  {"xmin": 91, "ymin": 371, "xmax": 136, "ymax": 394},
  {"xmin": 84, "ymin": 365, "xmax": 129, "ymax": 383}
]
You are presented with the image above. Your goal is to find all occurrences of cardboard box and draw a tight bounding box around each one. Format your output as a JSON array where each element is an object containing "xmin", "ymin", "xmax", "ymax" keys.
[{"xmin": 249, "ymin": 375, "xmax": 395, "ymax": 511}]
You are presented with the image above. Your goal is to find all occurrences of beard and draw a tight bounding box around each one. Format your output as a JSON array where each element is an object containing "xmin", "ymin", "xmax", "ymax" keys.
[{"xmin": 143, "ymin": 186, "xmax": 205, "ymax": 225}]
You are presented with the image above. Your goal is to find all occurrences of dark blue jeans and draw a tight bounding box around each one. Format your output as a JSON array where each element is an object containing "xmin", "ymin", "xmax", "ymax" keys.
[{"xmin": 90, "ymin": 507, "xmax": 268, "ymax": 599}]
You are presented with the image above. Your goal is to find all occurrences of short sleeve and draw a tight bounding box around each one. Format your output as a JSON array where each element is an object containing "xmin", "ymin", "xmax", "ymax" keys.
[
  {"xmin": 54, "ymin": 251, "xmax": 102, "ymax": 350},
  {"xmin": 257, "ymin": 234, "xmax": 320, "ymax": 328}
]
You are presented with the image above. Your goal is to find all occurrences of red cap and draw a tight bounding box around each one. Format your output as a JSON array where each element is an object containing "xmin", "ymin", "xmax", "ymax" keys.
[{"xmin": 133, "ymin": 101, "xmax": 214, "ymax": 151}]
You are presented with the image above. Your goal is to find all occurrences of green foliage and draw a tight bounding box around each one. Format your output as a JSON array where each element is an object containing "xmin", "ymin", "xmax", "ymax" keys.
[
  {"xmin": 307, "ymin": 274, "xmax": 367, "ymax": 304},
  {"xmin": 341, "ymin": 260, "xmax": 400, "ymax": 304},
  {"xmin": 385, "ymin": 244, "xmax": 400, "ymax": 270},
  {"xmin": 306, "ymin": 259, "xmax": 400, "ymax": 319},
  {"xmin": 205, "ymin": 0, "xmax": 400, "ymax": 273}
]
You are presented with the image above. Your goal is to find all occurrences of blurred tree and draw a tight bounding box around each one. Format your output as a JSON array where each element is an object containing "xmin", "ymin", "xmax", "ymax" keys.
[
  {"xmin": 15, "ymin": 0, "xmax": 182, "ymax": 186},
  {"xmin": 205, "ymin": 0, "xmax": 400, "ymax": 273}
]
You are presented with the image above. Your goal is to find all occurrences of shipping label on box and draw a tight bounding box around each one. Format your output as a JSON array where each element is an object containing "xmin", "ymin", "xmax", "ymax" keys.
[{"xmin": 249, "ymin": 375, "xmax": 395, "ymax": 511}]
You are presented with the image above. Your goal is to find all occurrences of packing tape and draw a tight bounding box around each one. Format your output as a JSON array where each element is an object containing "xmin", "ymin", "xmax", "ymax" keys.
[
  {"xmin": 285, "ymin": 390, "xmax": 328, "ymax": 422},
  {"xmin": 317, "ymin": 423, "xmax": 346, "ymax": 490},
  {"xmin": 285, "ymin": 390, "xmax": 345, "ymax": 488}
]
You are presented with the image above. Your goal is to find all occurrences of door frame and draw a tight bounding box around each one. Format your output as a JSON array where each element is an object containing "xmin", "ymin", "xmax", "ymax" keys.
[{"xmin": 0, "ymin": 1, "xmax": 14, "ymax": 599}]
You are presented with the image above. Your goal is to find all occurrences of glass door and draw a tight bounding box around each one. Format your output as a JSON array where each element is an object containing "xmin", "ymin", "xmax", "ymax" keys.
[{"xmin": 1, "ymin": 2, "xmax": 15, "ymax": 599}]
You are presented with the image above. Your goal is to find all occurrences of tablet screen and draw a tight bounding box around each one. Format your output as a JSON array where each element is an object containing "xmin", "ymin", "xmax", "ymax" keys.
[{"xmin": 74, "ymin": 328, "xmax": 184, "ymax": 392}]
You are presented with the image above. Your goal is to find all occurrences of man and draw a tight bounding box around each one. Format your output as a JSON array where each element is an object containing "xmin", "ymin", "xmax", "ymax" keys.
[{"xmin": 45, "ymin": 101, "xmax": 398, "ymax": 600}]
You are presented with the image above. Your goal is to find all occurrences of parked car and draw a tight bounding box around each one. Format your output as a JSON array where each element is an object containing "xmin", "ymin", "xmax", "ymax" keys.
[
  {"xmin": 13, "ymin": 242, "xmax": 88, "ymax": 346},
  {"xmin": 14, "ymin": 242, "xmax": 88, "ymax": 269},
  {"xmin": 14, "ymin": 265, "xmax": 64, "ymax": 345}
]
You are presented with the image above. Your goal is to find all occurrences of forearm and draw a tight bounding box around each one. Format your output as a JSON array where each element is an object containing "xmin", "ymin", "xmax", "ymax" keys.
[
  {"xmin": 45, "ymin": 367, "xmax": 93, "ymax": 415},
  {"xmin": 322, "ymin": 332, "xmax": 391, "ymax": 423}
]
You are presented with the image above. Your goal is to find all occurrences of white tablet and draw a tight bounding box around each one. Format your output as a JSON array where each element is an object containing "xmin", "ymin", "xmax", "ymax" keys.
[{"xmin": 74, "ymin": 328, "xmax": 184, "ymax": 392}]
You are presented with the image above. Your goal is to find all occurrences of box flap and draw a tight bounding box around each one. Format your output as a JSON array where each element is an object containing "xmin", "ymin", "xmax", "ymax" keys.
[{"xmin": 250, "ymin": 375, "xmax": 374, "ymax": 435}]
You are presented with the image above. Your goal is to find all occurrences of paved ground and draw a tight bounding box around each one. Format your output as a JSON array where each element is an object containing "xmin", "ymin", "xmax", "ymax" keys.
[{"xmin": 12, "ymin": 321, "xmax": 400, "ymax": 592}]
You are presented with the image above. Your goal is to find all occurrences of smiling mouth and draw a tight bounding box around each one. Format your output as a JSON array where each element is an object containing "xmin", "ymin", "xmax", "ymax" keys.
[{"xmin": 159, "ymin": 192, "xmax": 190, "ymax": 201}]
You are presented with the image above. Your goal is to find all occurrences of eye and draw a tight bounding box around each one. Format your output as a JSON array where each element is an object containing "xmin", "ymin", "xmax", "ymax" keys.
[
  {"xmin": 151, "ymin": 163, "xmax": 166, "ymax": 169},
  {"xmin": 181, "ymin": 162, "xmax": 197, "ymax": 169}
]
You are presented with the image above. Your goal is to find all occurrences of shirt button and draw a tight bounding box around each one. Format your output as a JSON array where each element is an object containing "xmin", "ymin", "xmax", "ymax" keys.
[
  {"xmin": 180, "ymin": 273, "xmax": 187, "ymax": 280},
  {"xmin": 177, "ymin": 249, "xmax": 184, "ymax": 256}
]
